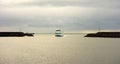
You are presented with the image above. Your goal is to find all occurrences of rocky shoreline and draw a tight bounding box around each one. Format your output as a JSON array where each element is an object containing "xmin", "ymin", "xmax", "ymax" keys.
[
  {"xmin": 0, "ymin": 32, "xmax": 34, "ymax": 37},
  {"xmin": 85, "ymin": 32, "xmax": 120, "ymax": 38}
]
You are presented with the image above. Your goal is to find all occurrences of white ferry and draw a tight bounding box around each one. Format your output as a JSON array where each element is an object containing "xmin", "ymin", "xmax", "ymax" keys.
[{"xmin": 55, "ymin": 30, "xmax": 63, "ymax": 37}]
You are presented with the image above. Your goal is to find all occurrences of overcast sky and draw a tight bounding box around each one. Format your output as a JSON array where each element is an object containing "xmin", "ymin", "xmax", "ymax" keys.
[{"xmin": 0, "ymin": 0, "xmax": 120, "ymax": 33}]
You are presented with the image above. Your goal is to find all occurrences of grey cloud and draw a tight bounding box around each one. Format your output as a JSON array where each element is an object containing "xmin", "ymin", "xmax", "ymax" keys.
[
  {"xmin": 0, "ymin": 16, "xmax": 120, "ymax": 32},
  {"xmin": 16, "ymin": 0, "xmax": 120, "ymax": 8},
  {"xmin": 0, "ymin": 0, "xmax": 120, "ymax": 32}
]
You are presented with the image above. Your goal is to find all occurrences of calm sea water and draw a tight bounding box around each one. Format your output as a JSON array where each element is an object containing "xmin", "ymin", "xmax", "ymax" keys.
[{"xmin": 0, "ymin": 34, "xmax": 120, "ymax": 64}]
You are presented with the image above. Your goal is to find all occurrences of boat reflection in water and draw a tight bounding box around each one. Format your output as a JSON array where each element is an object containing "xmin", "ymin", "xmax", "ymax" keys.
[{"xmin": 55, "ymin": 30, "xmax": 63, "ymax": 37}]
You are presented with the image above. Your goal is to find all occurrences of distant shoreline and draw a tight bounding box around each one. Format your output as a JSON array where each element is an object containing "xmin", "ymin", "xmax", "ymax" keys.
[{"xmin": 85, "ymin": 32, "xmax": 120, "ymax": 38}]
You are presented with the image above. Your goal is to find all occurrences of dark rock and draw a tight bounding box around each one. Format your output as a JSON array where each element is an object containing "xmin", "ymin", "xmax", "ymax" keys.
[
  {"xmin": 0, "ymin": 32, "xmax": 34, "ymax": 37},
  {"xmin": 85, "ymin": 32, "xmax": 120, "ymax": 38}
]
